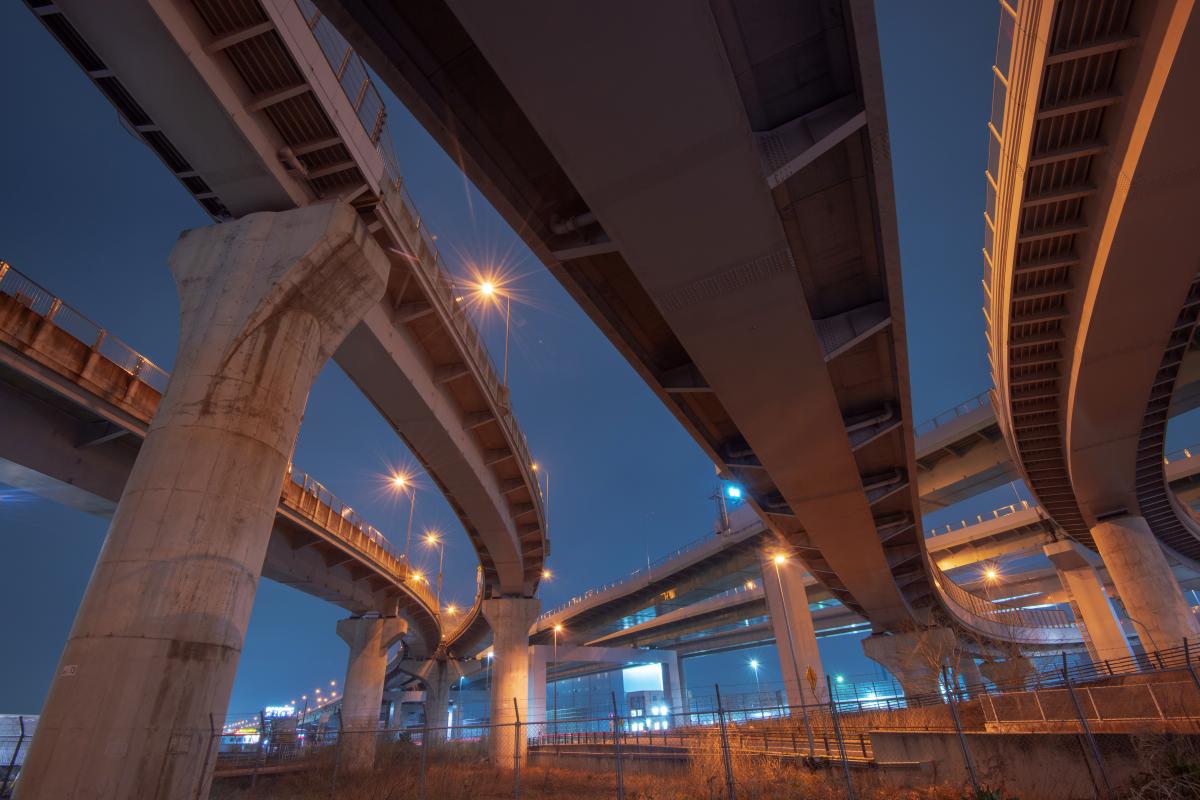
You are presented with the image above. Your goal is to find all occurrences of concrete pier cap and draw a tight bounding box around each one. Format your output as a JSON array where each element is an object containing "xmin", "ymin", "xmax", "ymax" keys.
[
  {"xmin": 15, "ymin": 202, "xmax": 388, "ymax": 800},
  {"xmin": 862, "ymin": 627, "xmax": 957, "ymax": 698}
]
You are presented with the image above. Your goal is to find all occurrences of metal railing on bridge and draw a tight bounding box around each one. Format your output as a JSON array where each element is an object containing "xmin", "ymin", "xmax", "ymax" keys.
[
  {"xmin": 926, "ymin": 499, "xmax": 1039, "ymax": 538},
  {"xmin": 0, "ymin": 262, "xmax": 169, "ymax": 394},
  {"xmin": 929, "ymin": 555, "xmax": 1075, "ymax": 636},
  {"xmin": 0, "ymin": 261, "xmax": 438, "ymax": 619},
  {"xmin": 535, "ymin": 515, "xmax": 766, "ymax": 623},
  {"xmin": 913, "ymin": 389, "xmax": 992, "ymax": 439},
  {"xmin": 298, "ymin": 0, "xmax": 544, "ymax": 523}
]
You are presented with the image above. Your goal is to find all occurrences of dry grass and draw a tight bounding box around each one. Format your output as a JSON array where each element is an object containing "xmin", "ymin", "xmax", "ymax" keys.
[{"xmin": 211, "ymin": 742, "xmax": 966, "ymax": 800}]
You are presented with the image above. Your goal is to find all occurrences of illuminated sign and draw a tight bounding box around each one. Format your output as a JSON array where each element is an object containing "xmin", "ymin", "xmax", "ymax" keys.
[{"xmin": 264, "ymin": 705, "xmax": 296, "ymax": 718}]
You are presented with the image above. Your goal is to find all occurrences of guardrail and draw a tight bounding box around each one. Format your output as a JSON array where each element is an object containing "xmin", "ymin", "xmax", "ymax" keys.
[
  {"xmin": 929, "ymin": 556, "xmax": 1074, "ymax": 634},
  {"xmin": 926, "ymin": 500, "xmax": 1038, "ymax": 537},
  {"xmin": 535, "ymin": 517, "xmax": 767, "ymax": 623},
  {"xmin": 300, "ymin": 0, "xmax": 546, "ymax": 554},
  {"xmin": 0, "ymin": 262, "xmax": 169, "ymax": 393},
  {"xmin": 914, "ymin": 389, "xmax": 992, "ymax": 439},
  {"xmin": 0, "ymin": 261, "xmax": 438, "ymax": 621},
  {"xmin": 282, "ymin": 467, "xmax": 438, "ymax": 614},
  {"xmin": 384, "ymin": 181, "xmax": 541, "ymax": 505}
]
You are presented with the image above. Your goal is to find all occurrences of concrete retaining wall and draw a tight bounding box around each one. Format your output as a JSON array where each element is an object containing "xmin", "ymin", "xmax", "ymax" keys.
[{"xmin": 872, "ymin": 730, "xmax": 1195, "ymax": 798}]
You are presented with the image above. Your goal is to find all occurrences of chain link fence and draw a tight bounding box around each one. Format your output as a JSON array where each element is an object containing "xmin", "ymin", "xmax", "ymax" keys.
[{"xmin": 206, "ymin": 646, "xmax": 1200, "ymax": 800}]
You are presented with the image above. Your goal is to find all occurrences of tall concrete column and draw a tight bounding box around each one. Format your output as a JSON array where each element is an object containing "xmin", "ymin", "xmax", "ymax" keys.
[
  {"xmin": 482, "ymin": 596, "xmax": 540, "ymax": 766},
  {"xmin": 422, "ymin": 658, "xmax": 451, "ymax": 740},
  {"xmin": 760, "ymin": 553, "xmax": 825, "ymax": 705},
  {"xmin": 1091, "ymin": 515, "xmax": 1200, "ymax": 653},
  {"xmin": 862, "ymin": 627, "xmax": 955, "ymax": 698},
  {"xmin": 338, "ymin": 615, "xmax": 407, "ymax": 771},
  {"xmin": 662, "ymin": 652, "xmax": 684, "ymax": 714},
  {"xmin": 16, "ymin": 203, "xmax": 388, "ymax": 800},
  {"xmin": 1044, "ymin": 539, "xmax": 1134, "ymax": 666}
]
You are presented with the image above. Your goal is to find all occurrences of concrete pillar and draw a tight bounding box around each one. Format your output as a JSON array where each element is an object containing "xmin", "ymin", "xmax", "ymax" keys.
[
  {"xmin": 338, "ymin": 615, "xmax": 407, "ymax": 771},
  {"xmin": 481, "ymin": 596, "xmax": 540, "ymax": 766},
  {"xmin": 862, "ymin": 627, "xmax": 955, "ymax": 698},
  {"xmin": 15, "ymin": 203, "xmax": 388, "ymax": 800},
  {"xmin": 760, "ymin": 553, "xmax": 825, "ymax": 705},
  {"xmin": 980, "ymin": 656, "xmax": 1035, "ymax": 690},
  {"xmin": 423, "ymin": 659, "xmax": 451, "ymax": 740},
  {"xmin": 1044, "ymin": 539, "xmax": 1134, "ymax": 666},
  {"xmin": 662, "ymin": 652, "xmax": 684, "ymax": 714},
  {"xmin": 1091, "ymin": 516, "xmax": 1200, "ymax": 654}
]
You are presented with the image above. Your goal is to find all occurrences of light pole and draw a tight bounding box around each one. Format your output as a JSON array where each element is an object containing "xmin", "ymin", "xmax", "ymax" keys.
[
  {"xmin": 533, "ymin": 462, "xmax": 550, "ymax": 535},
  {"xmin": 486, "ymin": 651, "xmax": 493, "ymax": 723},
  {"xmin": 772, "ymin": 552, "xmax": 816, "ymax": 754},
  {"xmin": 553, "ymin": 623, "xmax": 563, "ymax": 737},
  {"xmin": 476, "ymin": 279, "xmax": 512, "ymax": 385},
  {"xmin": 425, "ymin": 531, "xmax": 445, "ymax": 607},
  {"xmin": 749, "ymin": 659, "xmax": 760, "ymax": 689},
  {"xmin": 391, "ymin": 473, "xmax": 417, "ymax": 559}
]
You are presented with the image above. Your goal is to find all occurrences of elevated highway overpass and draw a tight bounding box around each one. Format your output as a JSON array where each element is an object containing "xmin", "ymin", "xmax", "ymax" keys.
[
  {"xmin": 17, "ymin": 0, "xmax": 549, "ymax": 790},
  {"xmin": 0, "ymin": 263, "xmax": 443, "ymax": 650},
  {"xmin": 318, "ymin": 0, "xmax": 946, "ymax": 637},
  {"xmin": 985, "ymin": 0, "xmax": 1200, "ymax": 652},
  {"xmin": 24, "ymin": 0, "xmax": 547, "ymax": 637},
  {"xmin": 306, "ymin": 0, "xmax": 1200, "ymax": 660}
]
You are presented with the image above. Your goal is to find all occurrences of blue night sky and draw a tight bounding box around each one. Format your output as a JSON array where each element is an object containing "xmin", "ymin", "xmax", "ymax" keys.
[{"xmin": 4, "ymin": 3, "xmax": 1193, "ymax": 718}]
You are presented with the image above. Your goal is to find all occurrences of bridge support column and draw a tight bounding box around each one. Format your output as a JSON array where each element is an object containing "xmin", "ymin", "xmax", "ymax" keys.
[
  {"xmin": 339, "ymin": 615, "xmax": 407, "ymax": 771},
  {"xmin": 15, "ymin": 203, "xmax": 388, "ymax": 800},
  {"xmin": 862, "ymin": 628, "xmax": 955, "ymax": 698},
  {"xmin": 482, "ymin": 597, "xmax": 540, "ymax": 766},
  {"xmin": 662, "ymin": 652, "xmax": 684, "ymax": 714},
  {"xmin": 955, "ymin": 656, "xmax": 985, "ymax": 695},
  {"xmin": 760, "ymin": 553, "xmax": 825, "ymax": 705},
  {"xmin": 422, "ymin": 659, "xmax": 451, "ymax": 741},
  {"xmin": 1092, "ymin": 515, "xmax": 1200, "ymax": 653},
  {"xmin": 1044, "ymin": 539, "xmax": 1134, "ymax": 666}
]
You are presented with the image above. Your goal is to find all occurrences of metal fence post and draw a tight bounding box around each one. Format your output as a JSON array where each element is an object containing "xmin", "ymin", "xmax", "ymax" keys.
[
  {"xmin": 193, "ymin": 714, "xmax": 220, "ymax": 800},
  {"xmin": 714, "ymin": 685, "xmax": 737, "ymax": 800},
  {"xmin": 3, "ymin": 716, "xmax": 26, "ymax": 797},
  {"xmin": 1063, "ymin": 660, "xmax": 1111, "ymax": 799},
  {"xmin": 251, "ymin": 709, "xmax": 266, "ymax": 788},
  {"xmin": 512, "ymin": 698, "xmax": 521, "ymax": 800},
  {"xmin": 419, "ymin": 701, "xmax": 429, "ymax": 800},
  {"xmin": 943, "ymin": 665, "xmax": 980, "ymax": 796},
  {"xmin": 611, "ymin": 692, "xmax": 626, "ymax": 800},
  {"xmin": 826, "ymin": 675, "xmax": 855, "ymax": 800},
  {"xmin": 329, "ymin": 708, "xmax": 345, "ymax": 797}
]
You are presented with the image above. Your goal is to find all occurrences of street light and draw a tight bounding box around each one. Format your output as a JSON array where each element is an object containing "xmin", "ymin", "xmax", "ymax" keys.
[
  {"xmin": 532, "ymin": 462, "xmax": 551, "ymax": 535},
  {"xmin": 749, "ymin": 659, "xmax": 761, "ymax": 690},
  {"xmin": 553, "ymin": 624, "xmax": 564, "ymax": 737},
  {"xmin": 391, "ymin": 472, "xmax": 418, "ymax": 559},
  {"xmin": 474, "ymin": 277, "xmax": 512, "ymax": 385},
  {"xmin": 982, "ymin": 565, "xmax": 1001, "ymax": 602},
  {"xmin": 770, "ymin": 551, "xmax": 816, "ymax": 753},
  {"xmin": 542, "ymin": 569, "xmax": 553, "ymax": 580},
  {"xmin": 425, "ymin": 531, "xmax": 445, "ymax": 606}
]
